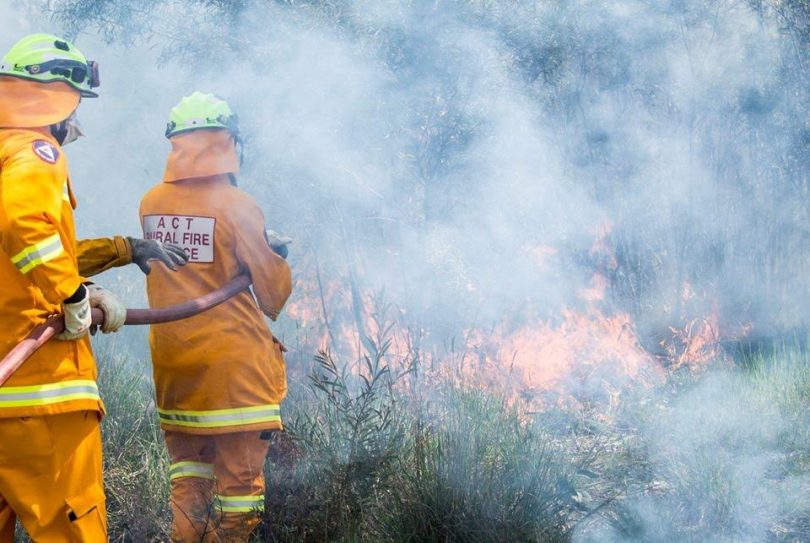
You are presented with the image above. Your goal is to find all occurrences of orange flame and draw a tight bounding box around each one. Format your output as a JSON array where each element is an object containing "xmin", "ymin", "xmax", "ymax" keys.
[{"xmin": 283, "ymin": 227, "xmax": 748, "ymax": 412}]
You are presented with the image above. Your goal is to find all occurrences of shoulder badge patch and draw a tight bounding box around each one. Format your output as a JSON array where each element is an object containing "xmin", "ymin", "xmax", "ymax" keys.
[{"xmin": 32, "ymin": 140, "xmax": 59, "ymax": 164}]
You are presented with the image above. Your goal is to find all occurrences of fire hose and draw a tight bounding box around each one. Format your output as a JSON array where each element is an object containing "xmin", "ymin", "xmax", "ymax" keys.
[{"xmin": 0, "ymin": 274, "xmax": 255, "ymax": 387}]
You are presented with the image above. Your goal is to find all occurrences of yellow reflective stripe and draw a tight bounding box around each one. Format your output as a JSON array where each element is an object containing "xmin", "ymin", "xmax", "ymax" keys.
[
  {"xmin": 62, "ymin": 183, "xmax": 70, "ymax": 203},
  {"xmin": 0, "ymin": 380, "xmax": 100, "ymax": 408},
  {"xmin": 10, "ymin": 234, "xmax": 64, "ymax": 274},
  {"xmin": 169, "ymin": 461, "xmax": 214, "ymax": 481},
  {"xmin": 157, "ymin": 404, "xmax": 281, "ymax": 429},
  {"xmin": 214, "ymin": 495, "xmax": 264, "ymax": 513}
]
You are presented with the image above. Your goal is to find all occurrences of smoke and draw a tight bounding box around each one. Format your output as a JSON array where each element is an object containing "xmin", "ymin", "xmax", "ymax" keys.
[
  {"xmin": 3, "ymin": 0, "xmax": 810, "ymax": 539},
  {"xmin": 26, "ymin": 0, "xmax": 806, "ymax": 337},
  {"xmin": 575, "ymin": 366, "xmax": 810, "ymax": 542}
]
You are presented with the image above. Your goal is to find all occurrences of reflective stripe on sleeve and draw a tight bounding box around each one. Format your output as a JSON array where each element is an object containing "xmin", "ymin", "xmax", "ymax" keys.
[
  {"xmin": 157, "ymin": 404, "xmax": 281, "ymax": 429},
  {"xmin": 214, "ymin": 494, "xmax": 264, "ymax": 513},
  {"xmin": 10, "ymin": 233, "xmax": 64, "ymax": 274},
  {"xmin": 0, "ymin": 380, "xmax": 100, "ymax": 408},
  {"xmin": 169, "ymin": 461, "xmax": 214, "ymax": 481}
]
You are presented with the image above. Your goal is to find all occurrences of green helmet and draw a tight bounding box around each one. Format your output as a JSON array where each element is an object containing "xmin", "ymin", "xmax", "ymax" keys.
[
  {"xmin": 0, "ymin": 33, "xmax": 99, "ymax": 98},
  {"xmin": 165, "ymin": 92, "xmax": 239, "ymax": 139}
]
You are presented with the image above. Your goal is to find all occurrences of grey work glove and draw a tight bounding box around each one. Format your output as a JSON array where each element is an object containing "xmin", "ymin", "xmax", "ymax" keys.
[
  {"xmin": 265, "ymin": 229, "xmax": 292, "ymax": 259},
  {"xmin": 127, "ymin": 237, "xmax": 189, "ymax": 275},
  {"xmin": 88, "ymin": 284, "xmax": 126, "ymax": 333},
  {"xmin": 56, "ymin": 284, "xmax": 91, "ymax": 341}
]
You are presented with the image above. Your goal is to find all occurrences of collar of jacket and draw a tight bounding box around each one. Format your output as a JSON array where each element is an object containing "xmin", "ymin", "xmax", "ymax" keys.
[
  {"xmin": 162, "ymin": 129, "xmax": 239, "ymax": 183},
  {"xmin": 0, "ymin": 77, "xmax": 79, "ymax": 128}
]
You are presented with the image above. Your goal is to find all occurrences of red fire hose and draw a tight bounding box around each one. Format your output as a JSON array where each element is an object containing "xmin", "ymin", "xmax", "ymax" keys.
[{"xmin": 0, "ymin": 274, "xmax": 252, "ymax": 387}]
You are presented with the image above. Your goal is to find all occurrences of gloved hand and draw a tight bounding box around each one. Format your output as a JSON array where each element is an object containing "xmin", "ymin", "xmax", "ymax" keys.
[
  {"xmin": 56, "ymin": 284, "xmax": 91, "ymax": 341},
  {"xmin": 88, "ymin": 284, "xmax": 126, "ymax": 334},
  {"xmin": 127, "ymin": 237, "xmax": 189, "ymax": 275},
  {"xmin": 265, "ymin": 229, "xmax": 292, "ymax": 259}
]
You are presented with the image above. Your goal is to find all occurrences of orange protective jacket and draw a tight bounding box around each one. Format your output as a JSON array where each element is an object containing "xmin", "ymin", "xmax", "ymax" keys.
[
  {"xmin": 140, "ymin": 139, "xmax": 292, "ymax": 434},
  {"xmin": 0, "ymin": 128, "xmax": 131, "ymax": 418}
]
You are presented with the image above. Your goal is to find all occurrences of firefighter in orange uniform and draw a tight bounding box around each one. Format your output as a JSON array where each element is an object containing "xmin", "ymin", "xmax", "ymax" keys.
[
  {"xmin": 0, "ymin": 33, "xmax": 116, "ymax": 543},
  {"xmin": 140, "ymin": 92, "xmax": 292, "ymax": 542},
  {"xmin": 0, "ymin": 34, "xmax": 188, "ymax": 543}
]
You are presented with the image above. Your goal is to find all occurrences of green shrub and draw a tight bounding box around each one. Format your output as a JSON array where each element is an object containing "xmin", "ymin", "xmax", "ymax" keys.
[
  {"xmin": 261, "ymin": 342, "xmax": 405, "ymax": 542},
  {"xmin": 370, "ymin": 388, "xmax": 578, "ymax": 543}
]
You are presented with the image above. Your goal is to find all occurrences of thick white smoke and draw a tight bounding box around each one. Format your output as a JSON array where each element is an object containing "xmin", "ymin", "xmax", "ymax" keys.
[{"xmin": 2, "ymin": 1, "xmax": 809, "ymax": 539}]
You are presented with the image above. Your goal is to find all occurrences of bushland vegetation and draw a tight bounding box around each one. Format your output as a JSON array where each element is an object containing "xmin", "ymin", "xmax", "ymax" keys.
[
  {"xmin": 85, "ymin": 326, "xmax": 809, "ymax": 542},
  {"xmin": 5, "ymin": 1, "xmax": 808, "ymax": 541}
]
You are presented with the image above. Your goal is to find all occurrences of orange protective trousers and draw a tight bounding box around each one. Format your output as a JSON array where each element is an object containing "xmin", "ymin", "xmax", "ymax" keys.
[
  {"xmin": 0, "ymin": 411, "xmax": 106, "ymax": 542},
  {"xmin": 164, "ymin": 431, "xmax": 270, "ymax": 543}
]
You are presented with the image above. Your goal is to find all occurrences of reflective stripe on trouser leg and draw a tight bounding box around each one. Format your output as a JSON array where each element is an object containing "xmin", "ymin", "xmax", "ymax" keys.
[
  {"xmin": 169, "ymin": 461, "xmax": 214, "ymax": 481},
  {"xmin": 214, "ymin": 494, "xmax": 264, "ymax": 514}
]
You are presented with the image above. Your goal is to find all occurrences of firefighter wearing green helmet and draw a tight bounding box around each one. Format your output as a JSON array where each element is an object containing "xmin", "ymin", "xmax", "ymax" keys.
[
  {"xmin": 0, "ymin": 33, "xmax": 185, "ymax": 542},
  {"xmin": 140, "ymin": 91, "xmax": 292, "ymax": 542}
]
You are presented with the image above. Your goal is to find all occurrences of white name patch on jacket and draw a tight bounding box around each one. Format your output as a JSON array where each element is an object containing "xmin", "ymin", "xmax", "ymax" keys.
[{"xmin": 143, "ymin": 215, "xmax": 216, "ymax": 263}]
